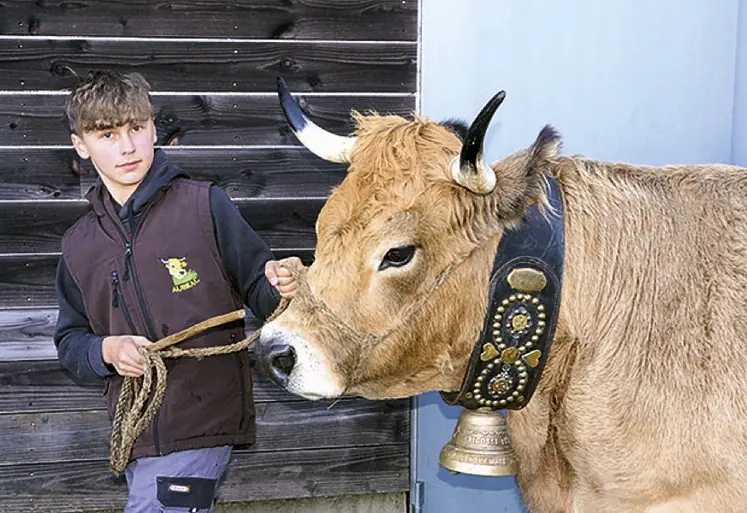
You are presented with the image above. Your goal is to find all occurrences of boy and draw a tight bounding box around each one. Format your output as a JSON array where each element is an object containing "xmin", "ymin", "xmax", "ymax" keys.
[{"xmin": 54, "ymin": 70, "xmax": 300, "ymax": 512}]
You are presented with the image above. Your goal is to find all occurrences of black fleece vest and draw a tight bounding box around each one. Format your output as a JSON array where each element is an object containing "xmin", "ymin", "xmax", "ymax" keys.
[{"xmin": 62, "ymin": 178, "xmax": 256, "ymax": 460}]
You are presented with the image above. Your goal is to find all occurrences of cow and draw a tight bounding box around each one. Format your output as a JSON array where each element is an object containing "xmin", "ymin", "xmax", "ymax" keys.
[
  {"xmin": 161, "ymin": 257, "xmax": 189, "ymax": 280},
  {"xmin": 257, "ymin": 78, "xmax": 747, "ymax": 513}
]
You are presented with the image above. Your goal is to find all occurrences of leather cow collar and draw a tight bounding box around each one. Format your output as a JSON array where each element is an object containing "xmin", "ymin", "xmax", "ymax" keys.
[{"xmin": 442, "ymin": 177, "xmax": 565, "ymax": 411}]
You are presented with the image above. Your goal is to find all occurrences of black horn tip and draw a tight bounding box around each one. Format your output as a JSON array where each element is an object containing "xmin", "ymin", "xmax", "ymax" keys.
[
  {"xmin": 275, "ymin": 76, "xmax": 309, "ymax": 132},
  {"xmin": 459, "ymin": 89, "xmax": 507, "ymax": 166}
]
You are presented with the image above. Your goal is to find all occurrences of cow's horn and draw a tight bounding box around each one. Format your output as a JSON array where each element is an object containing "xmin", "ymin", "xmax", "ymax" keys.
[
  {"xmin": 276, "ymin": 78, "xmax": 357, "ymax": 163},
  {"xmin": 451, "ymin": 90, "xmax": 506, "ymax": 194}
]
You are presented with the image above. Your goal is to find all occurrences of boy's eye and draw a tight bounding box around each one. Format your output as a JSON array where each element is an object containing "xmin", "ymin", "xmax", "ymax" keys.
[{"xmin": 132, "ymin": 125, "xmax": 142, "ymax": 131}]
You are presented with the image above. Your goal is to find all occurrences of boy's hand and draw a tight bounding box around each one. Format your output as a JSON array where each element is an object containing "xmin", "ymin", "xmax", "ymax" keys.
[
  {"xmin": 265, "ymin": 256, "xmax": 303, "ymax": 299},
  {"xmin": 102, "ymin": 335, "xmax": 153, "ymax": 377}
]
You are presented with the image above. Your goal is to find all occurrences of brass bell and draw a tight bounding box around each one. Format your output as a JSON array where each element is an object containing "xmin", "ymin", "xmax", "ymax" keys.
[{"xmin": 439, "ymin": 407, "xmax": 518, "ymax": 476}]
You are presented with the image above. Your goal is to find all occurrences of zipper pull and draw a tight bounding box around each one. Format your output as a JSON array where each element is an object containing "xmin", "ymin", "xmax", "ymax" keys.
[
  {"xmin": 123, "ymin": 241, "xmax": 132, "ymax": 281},
  {"xmin": 111, "ymin": 271, "xmax": 119, "ymax": 308}
]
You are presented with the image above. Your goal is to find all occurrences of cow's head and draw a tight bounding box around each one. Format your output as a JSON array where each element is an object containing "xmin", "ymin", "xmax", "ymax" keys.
[
  {"xmin": 258, "ymin": 79, "xmax": 561, "ymax": 401},
  {"xmin": 161, "ymin": 257, "xmax": 188, "ymax": 279}
]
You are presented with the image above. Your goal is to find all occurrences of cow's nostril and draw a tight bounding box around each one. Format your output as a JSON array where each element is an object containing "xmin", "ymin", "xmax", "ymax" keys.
[
  {"xmin": 260, "ymin": 342, "xmax": 296, "ymax": 386},
  {"xmin": 273, "ymin": 346, "xmax": 296, "ymax": 377}
]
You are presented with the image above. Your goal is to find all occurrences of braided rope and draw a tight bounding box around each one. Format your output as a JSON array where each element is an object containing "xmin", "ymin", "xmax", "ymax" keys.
[{"xmin": 109, "ymin": 300, "xmax": 289, "ymax": 474}]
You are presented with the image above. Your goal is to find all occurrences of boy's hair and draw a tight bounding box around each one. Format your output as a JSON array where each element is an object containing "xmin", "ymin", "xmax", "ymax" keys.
[{"xmin": 65, "ymin": 70, "xmax": 153, "ymax": 135}]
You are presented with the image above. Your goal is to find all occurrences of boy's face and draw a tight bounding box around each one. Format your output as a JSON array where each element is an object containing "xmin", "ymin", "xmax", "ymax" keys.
[{"xmin": 71, "ymin": 119, "xmax": 157, "ymax": 203}]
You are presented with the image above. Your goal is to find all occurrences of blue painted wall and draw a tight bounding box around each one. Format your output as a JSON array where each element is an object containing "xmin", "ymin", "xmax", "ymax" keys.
[
  {"xmin": 416, "ymin": 1, "xmax": 744, "ymax": 511},
  {"xmin": 734, "ymin": 0, "xmax": 747, "ymax": 166}
]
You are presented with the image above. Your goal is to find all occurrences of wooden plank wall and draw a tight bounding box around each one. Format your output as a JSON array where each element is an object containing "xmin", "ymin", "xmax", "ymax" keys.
[{"xmin": 0, "ymin": 1, "xmax": 418, "ymax": 511}]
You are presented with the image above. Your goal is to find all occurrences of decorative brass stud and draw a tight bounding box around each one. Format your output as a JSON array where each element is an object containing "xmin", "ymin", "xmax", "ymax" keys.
[
  {"xmin": 507, "ymin": 268, "xmax": 547, "ymax": 292},
  {"xmin": 522, "ymin": 350, "xmax": 542, "ymax": 368},
  {"xmin": 480, "ymin": 343, "xmax": 500, "ymax": 361},
  {"xmin": 511, "ymin": 314, "xmax": 529, "ymax": 331},
  {"xmin": 501, "ymin": 347, "xmax": 520, "ymax": 365},
  {"xmin": 489, "ymin": 378, "xmax": 510, "ymax": 395}
]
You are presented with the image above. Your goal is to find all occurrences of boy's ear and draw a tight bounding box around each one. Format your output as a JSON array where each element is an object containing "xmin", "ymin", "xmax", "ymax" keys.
[{"xmin": 71, "ymin": 133, "xmax": 91, "ymax": 160}]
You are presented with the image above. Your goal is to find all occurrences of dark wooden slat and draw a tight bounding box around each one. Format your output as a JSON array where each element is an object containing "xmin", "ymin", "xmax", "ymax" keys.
[
  {"xmin": 0, "ymin": 250, "xmax": 315, "ymax": 308},
  {"xmin": 0, "ymin": 360, "xmax": 326, "ymax": 412},
  {"xmin": 0, "ymin": 198, "xmax": 321, "ymax": 254},
  {"xmin": 0, "ymin": 94, "xmax": 414, "ymax": 146},
  {"xmin": 0, "ymin": 308, "xmax": 265, "ymax": 362},
  {"xmin": 0, "ymin": 445, "xmax": 409, "ymax": 512},
  {"xmin": 0, "ymin": 40, "xmax": 416, "ymax": 92},
  {"xmin": 0, "ymin": 0, "xmax": 417, "ymax": 40},
  {"xmin": 0, "ymin": 148, "xmax": 80, "ymax": 200},
  {"xmin": 0, "ymin": 256, "xmax": 57, "ymax": 309},
  {"xmin": 0, "ymin": 309, "xmax": 56, "ymax": 361},
  {"xmin": 0, "ymin": 399, "xmax": 409, "ymax": 465},
  {"xmin": 0, "ymin": 147, "xmax": 348, "ymax": 200}
]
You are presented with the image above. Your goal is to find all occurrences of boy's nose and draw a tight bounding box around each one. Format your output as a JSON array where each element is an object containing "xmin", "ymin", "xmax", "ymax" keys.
[{"xmin": 120, "ymin": 136, "xmax": 136, "ymax": 153}]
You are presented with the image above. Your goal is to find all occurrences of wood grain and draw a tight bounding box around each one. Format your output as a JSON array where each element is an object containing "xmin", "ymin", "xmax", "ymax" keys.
[
  {"xmin": 0, "ymin": 399, "xmax": 409, "ymax": 465},
  {"xmin": 0, "ymin": 198, "xmax": 322, "ymax": 254},
  {"xmin": 0, "ymin": 360, "xmax": 330, "ymax": 412},
  {"xmin": 0, "ymin": 94, "xmax": 414, "ymax": 146},
  {"xmin": 0, "ymin": 147, "xmax": 349, "ymax": 200},
  {"xmin": 0, "ymin": 445, "xmax": 409, "ymax": 512},
  {"xmin": 0, "ymin": 309, "xmax": 57, "ymax": 361},
  {"xmin": 0, "ymin": 0, "xmax": 417, "ymax": 40},
  {"xmin": 0, "ymin": 251, "xmax": 315, "ymax": 308},
  {"xmin": 0, "ymin": 40, "xmax": 416, "ymax": 92}
]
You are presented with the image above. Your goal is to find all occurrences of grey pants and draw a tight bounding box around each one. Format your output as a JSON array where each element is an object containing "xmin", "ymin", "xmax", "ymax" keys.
[{"xmin": 124, "ymin": 446, "xmax": 232, "ymax": 513}]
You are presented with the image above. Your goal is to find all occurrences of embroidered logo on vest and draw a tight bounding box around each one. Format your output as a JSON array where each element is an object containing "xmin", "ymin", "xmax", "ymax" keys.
[{"xmin": 160, "ymin": 257, "xmax": 201, "ymax": 293}]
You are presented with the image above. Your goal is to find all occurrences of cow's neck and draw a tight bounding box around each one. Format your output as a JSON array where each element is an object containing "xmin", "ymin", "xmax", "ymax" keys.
[{"xmin": 441, "ymin": 177, "xmax": 566, "ymax": 411}]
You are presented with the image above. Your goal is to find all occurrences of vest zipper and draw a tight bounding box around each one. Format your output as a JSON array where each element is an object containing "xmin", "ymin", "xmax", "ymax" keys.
[
  {"xmin": 111, "ymin": 271, "xmax": 138, "ymax": 334},
  {"xmin": 123, "ymin": 240, "xmax": 158, "ymax": 341},
  {"xmin": 110, "ymin": 204, "xmax": 163, "ymax": 456}
]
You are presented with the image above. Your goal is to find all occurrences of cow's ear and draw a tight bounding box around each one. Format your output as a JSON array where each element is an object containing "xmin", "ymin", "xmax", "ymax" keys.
[{"xmin": 490, "ymin": 125, "xmax": 562, "ymax": 220}]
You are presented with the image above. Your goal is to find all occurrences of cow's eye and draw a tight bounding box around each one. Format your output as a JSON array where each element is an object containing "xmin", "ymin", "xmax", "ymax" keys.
[{"xmin": 379, "ymin": 245, "xmax": 416, "ymax": 271}]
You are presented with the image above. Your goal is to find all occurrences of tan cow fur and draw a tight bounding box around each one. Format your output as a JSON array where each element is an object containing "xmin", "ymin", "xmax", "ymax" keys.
[{"xmin": 263, "ymin": 112, "xmax": 747, "ymax": 512}]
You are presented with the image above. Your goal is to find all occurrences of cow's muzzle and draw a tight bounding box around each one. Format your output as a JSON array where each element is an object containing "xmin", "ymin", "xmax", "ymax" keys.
[{"xmin": 256, "ymin": 337, "xmax": 296, "ymax": 387}]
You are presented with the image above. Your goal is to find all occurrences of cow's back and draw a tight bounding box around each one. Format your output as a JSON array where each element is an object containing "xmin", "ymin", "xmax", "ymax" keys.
[{"xmin": 510, "ymin": 158, "xmax": 747, "ymax": 513}]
